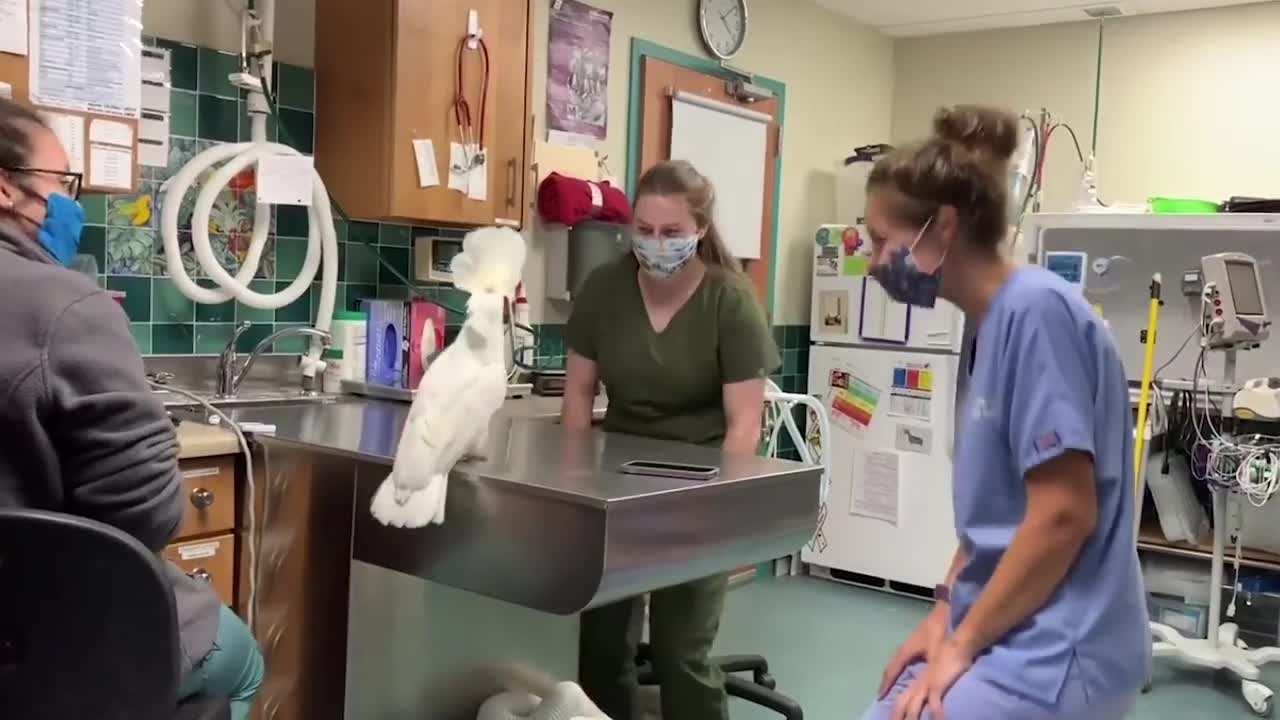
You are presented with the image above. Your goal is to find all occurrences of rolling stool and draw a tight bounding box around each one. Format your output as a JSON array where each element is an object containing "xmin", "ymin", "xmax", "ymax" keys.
[
  {"xmin": 635, "ymin": 642, "xmax": 804, "ymax": 719},
  {"xmin": 0, "ymin": 508, "xmax": 231, "ymax": 720}
]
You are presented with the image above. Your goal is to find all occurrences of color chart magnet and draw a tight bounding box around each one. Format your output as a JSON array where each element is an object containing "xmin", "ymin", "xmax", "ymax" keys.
[
  {"xmin": 888, "ymin": 362, "xmax": 933, "ymax": 421},
  {"xmin": 828, "ymin": 369, "xmax": 881, "ymax": 434}
]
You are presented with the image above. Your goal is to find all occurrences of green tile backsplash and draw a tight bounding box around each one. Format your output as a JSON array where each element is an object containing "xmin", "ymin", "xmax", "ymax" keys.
[
  {"xmin": 97, "ymin": 36, "xmax": 807, "ymax": 386},
  {"xmin": 89, "ymin": 37, "xmax": 563, "ymax": 364},
  {"xmin": 768, "ymin": 325, "xmax": 811, "ymax": 461}
]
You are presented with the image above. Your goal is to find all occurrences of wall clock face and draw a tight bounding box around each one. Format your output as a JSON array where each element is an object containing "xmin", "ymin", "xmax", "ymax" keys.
[{"xmin": 699, "ymin": 0, "xmax": 748, "ymax": 61}]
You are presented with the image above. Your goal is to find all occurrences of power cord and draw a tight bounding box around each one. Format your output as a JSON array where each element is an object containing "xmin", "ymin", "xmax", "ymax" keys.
[{"xmin": 152, "ymin": 382, "xmax": 260, "ymax": 632}]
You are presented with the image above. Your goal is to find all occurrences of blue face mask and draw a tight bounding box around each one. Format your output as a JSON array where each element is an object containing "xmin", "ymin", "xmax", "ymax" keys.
[
  {"xmin": 870, "ymin": 217, "xmax": 944, "ymax": 309},
  {"xmin": 633, "ymin": 233, "xmax": 699, "ymax": 280},
  {"xmin": 37, "ymin": 193, "xmax": 85, "ymax": 267}
]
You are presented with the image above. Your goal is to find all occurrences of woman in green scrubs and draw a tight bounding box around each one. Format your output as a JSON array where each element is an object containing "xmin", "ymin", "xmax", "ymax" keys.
[{"xmin": 562, "ymin": 160, "xmax": 781, "ymax": 720}]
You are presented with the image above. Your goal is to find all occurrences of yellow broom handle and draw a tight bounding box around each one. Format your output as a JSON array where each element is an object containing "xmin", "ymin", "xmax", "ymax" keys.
[{"xmin": 1133, "ymin": 274, "xmax": 1163, "ymax": 499}]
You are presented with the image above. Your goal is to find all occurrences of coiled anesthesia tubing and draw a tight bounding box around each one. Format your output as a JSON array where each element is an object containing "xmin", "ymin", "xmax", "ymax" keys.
[{"xmin": 160, "ymin": 0, "xmax": 337, "ymax": 380}]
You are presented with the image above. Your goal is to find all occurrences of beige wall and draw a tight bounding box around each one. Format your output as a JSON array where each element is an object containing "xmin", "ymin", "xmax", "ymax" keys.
[
  {"xmin": 142, "ymin": 0, "xmax": 895, "ymax": 324},
  {"xmin": 892, "ymin": 2, "xmax": 1280, "ymax": 213}
]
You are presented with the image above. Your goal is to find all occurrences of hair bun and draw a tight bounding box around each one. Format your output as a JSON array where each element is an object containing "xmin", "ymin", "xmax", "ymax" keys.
[{"xmin": 932, "ymin": 105, "xmax": 1020, "ymax": 163}]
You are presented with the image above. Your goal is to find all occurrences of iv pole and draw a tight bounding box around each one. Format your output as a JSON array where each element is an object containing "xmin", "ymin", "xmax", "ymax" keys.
[{"xmin": 1150, "ymin": 335, "xmax": 1280, "ymax": 716}]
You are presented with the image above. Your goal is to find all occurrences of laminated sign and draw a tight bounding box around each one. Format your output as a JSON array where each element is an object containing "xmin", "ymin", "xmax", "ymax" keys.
[{"xmin": 828, "ymin": 369, "xmax": 880, "ymax": 433}]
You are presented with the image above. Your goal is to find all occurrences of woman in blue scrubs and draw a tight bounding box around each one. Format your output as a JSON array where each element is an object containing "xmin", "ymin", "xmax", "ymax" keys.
[{"xmin": 859, "ymin": 105, "xmax": 1150, "ymax": 720}]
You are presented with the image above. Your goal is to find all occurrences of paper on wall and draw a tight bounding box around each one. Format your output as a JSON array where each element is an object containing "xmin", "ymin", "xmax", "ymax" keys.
[
  {"xmin": 850, "ymin": 449, "xmax": 900, "ymax": 526},
  {"xmin": 466, "ymin": 144, "xmax": 488, "ymax": 201},
  {"xmin": 888, "ymin": 362, "xmax": 934, "ymax": 421},
  {"xmin": 447, "ymin": 142, "xmax": 469, "ymax": 193},
  {"xmin": 534, "ymin": 140, "xmax": 599, "ymax": 185},
  {"xmin": 88, "ymin": 143, "xmax": 132, "ymax": 190},
  {"xmin": 411, "ymin": 139, "xmax": 440, "ymax": 188},
  {"xmin": 138, "ymin": 110, "xmax": 169, "ymax": 168},
  {"xmin": 138, "ymin": 48, "xmax": 171, "ymax": 168},
  {"xmin": 895, "ymin": 424, "xmax": 933, "ymax": 455},
  {"xmin": 860, "ymin": 278, "xmax": 909, "ymax": 344},
  {"xmin": 141, "ymin": 81, "xmax": 170, "ymax": 113},
  {"xmin": 827, "ymin": 369, "xmax": 880, "ymax": 434},
  {"xmin": 138, "ymin": 137, "xmax": 168, "ymax": 168},
  {"xmin": 140, "ymin": 47, "xmax": 171, "ymax": 86},
  {"xmin": 0, "ymin": 0, "xmax": 27, "ymax": 56},
  {"xmin": 40, "ymin": 112, "xmax": 85, "ymax": 174},
  {"xmin": 89, "ymin": 118, "xmax": 133, "ymax": 148},
  {"xmin": 256, "ymin": 155, "xmax": 315, "ymax": 206},
  {"xmin": 28, "ymin": 0, "xmax": 143, "ymax": 118},
  {"xmin": 817, "ymin": 290, "xmax": 848, "ymax": 334}
]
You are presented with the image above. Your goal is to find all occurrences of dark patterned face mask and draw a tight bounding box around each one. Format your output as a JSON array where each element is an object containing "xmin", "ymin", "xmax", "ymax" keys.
[{"xmin": 869, "ymin": 217, "xmax": 943, "ymax": 309}]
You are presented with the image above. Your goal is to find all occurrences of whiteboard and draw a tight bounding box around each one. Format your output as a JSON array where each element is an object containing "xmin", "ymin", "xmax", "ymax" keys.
[{"xmin": 669, "ymin": 93, "xmax": 769, "ymax": 260}]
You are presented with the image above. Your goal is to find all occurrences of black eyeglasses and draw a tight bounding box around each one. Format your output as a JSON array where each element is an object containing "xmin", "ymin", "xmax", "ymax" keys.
[{"xmin": 3, "ymin": 166, "xmax": 83, "ymax": 201}]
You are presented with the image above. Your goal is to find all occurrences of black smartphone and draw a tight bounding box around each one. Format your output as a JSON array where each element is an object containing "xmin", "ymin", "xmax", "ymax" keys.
[{"xmin": 619, "ymin": 460, "xmax": 720, "ymax": 481}]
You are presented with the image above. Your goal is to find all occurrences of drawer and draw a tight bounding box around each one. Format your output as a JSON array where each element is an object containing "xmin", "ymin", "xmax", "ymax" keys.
[
  {"xmin": 166, "ymin": 534, "xmax": 237, "ymax": 608},
  {"xmin": 177, "ymin": 456, "xmax": 237, "ymax": 538}
]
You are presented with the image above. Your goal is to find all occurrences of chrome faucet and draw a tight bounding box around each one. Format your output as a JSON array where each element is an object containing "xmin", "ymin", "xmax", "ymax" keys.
[{"xmin": 216, "ymin": 322, "xmax": 333, "ymax": 398}]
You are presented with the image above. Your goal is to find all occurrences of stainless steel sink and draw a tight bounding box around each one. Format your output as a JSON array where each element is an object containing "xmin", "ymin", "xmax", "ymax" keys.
[{"xmin": 153, "ymin": 384, "xmax": 345, "ymax": 410}]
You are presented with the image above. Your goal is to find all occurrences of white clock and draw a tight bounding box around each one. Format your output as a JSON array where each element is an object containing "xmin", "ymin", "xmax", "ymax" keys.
[{"xmin": 698, "ymin": 0, "xmax": 748, "ymax": 61}]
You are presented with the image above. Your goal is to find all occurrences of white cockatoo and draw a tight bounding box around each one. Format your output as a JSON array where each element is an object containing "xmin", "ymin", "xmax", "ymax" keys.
[
  {"xmin": 477, "ymin": 664, "xmax": 610, "ymax": 720},
  {"xmin": 370, "ymin": 226, "xmax": 527, "ymax": 529}
]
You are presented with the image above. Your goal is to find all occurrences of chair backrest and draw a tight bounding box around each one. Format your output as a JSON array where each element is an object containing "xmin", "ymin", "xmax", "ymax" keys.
[{"xmin": 0, "ymin": 508, "xmax": 181, "ymax": 720}]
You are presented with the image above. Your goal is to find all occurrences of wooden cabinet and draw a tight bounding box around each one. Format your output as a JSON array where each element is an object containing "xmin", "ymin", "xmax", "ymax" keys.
[
  {"xmin": 176, "ymin": 456, "xmax": 238, "ymax": 538},
  {"xmin": 314, "ymin": 0, "xmax": 534, "ymax": 228},
  {"xmin": 166, "ymin": 534, "xmax": 238, "ymax": 608},
  {"xmin": 165, "ymin": 455, "xmax": 241, "ymax": 610}
]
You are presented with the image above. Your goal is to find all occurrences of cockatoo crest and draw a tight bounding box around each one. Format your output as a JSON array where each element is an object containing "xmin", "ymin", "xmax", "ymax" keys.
[{"xmin": 450, "ymin": 226, "xmax": 527, "ymax": 298}]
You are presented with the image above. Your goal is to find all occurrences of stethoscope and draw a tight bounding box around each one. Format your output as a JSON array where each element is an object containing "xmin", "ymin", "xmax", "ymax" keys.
[{"xmin": 451, "ymin": 33, "xmax": 491, "ymax": 174}]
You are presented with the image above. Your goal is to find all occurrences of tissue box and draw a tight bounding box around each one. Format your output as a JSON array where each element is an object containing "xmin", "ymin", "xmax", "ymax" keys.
[
  {"xmin": 408, "ymin": 300, "xmax": 447, "ymax": 390},
  {"xmin": 363, "ymin": 299, "xmax": 408, "ymax": 387}
]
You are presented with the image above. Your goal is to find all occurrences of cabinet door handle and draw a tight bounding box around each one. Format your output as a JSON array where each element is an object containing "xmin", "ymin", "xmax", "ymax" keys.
[
  {"xmin": 190, "ymin": 487, "xmax": 215, "ymax": 510},
  {"xmin": 189, "ymin": 568, "xmax": 212, "ymax": 583},
  {"xmin": 506, "ymin": 158, "xmax": 517, "ymax": 208}
]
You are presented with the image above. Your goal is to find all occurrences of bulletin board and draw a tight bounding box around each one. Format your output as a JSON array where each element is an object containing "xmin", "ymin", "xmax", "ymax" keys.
[{"xmin": 0, "ymin": 0, "xmax": 142, "ymax": 194}]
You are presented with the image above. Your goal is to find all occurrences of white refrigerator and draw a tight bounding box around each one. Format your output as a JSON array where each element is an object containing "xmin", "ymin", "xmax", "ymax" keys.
[{"xmin": 802, "ymin": 224, "xmax": 962, "ymax": 590}]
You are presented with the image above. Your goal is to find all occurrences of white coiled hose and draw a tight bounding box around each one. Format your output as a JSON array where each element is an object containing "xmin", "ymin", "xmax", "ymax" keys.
[
  {"xmin": 159, "ymin": 137, "xmax": 339, "ymax": 376},
  {"xmin": 476, "ymin": 682, "xmax": 609, "ymax": 720}
]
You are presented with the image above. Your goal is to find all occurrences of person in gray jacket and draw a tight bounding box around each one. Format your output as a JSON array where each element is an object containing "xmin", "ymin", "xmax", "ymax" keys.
[{"xmin": 0, "ymin": 98, "xmax": 263, "ymax": 718}]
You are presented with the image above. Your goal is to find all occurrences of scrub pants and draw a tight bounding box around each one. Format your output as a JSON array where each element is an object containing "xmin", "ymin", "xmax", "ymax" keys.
[
  {"xmin": 178, "ymin": 605, "xmax": 265, "ymax": 720},
  {"xmin": 861, "ymin": 659, "xmax": 1137, "ymax": 720},
  {"xmin": 580, "ymin": 574, "xmax": 729, "ymax": 720}
]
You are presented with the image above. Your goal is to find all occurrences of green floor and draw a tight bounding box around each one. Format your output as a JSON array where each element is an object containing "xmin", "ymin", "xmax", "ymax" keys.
[{"xmin": 713, "ymin": 576, "xmax": 1271, "ymax": 719}]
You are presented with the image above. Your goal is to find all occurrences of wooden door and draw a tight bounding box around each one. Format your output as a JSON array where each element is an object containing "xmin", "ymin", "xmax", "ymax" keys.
[
  {"xmin": 388, "ymin": 0, "xmax": 532, "ymax": 227},
  {"xmin": 639, "ymin": 58, "xmax": 780, "ymax": 304}
]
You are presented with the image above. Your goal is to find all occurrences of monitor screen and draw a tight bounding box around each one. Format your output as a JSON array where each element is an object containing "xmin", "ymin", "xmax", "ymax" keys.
[
  {"xmin": 1226, "ymin": 260, "xmax": 1265, "ymax": 316},
  {"xmin": 1045, "ymin": 253, "xmax": 1085, "ymax": 285}
]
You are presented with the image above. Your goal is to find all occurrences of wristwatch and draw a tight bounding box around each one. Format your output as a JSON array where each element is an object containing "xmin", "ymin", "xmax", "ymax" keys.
[{"xmin": 934, "ymin": 584, "xmax": 951, "ymax": 604}]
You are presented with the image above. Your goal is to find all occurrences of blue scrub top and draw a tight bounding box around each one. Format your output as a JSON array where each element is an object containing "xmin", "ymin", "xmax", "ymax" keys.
[{"xmin": 952, "ymin": 266, "xmax": 1151, "ymax": 705}]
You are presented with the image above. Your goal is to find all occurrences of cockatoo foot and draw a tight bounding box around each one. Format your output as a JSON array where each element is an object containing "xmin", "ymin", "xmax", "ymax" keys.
[{"xmin": 370, "ymin": 477, "xmax": 438, "ymax": 528}]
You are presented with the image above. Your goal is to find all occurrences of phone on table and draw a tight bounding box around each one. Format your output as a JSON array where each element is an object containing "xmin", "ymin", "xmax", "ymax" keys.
[{"xmin": 619, "ymin": 460, "xmax": 720, "ymax": 481}]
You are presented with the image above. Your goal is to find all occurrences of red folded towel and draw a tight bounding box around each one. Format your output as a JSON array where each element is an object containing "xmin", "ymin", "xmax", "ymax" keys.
[{"xmin": 537, "ymin": 172, "xmax": 633, "ymax": 227}]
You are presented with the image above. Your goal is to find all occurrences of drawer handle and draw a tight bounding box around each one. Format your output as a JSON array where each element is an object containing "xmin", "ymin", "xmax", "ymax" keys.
[
  {"xmin": 189, "ymin": 568, "xmax": 212, "ymax": 583},
  {"xmin": 190, "ymin": 487, "xmax": 216, "ymax": 510},
  {"xmin": 506, "ymin": 158, "xmax": 517, "ymax": 208}
]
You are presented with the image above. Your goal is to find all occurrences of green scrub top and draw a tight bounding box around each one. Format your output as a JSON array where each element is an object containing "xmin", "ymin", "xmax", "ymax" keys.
[{"xmin": 566, "ymin": 256, "xmax": 781, "ymax": 447}]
